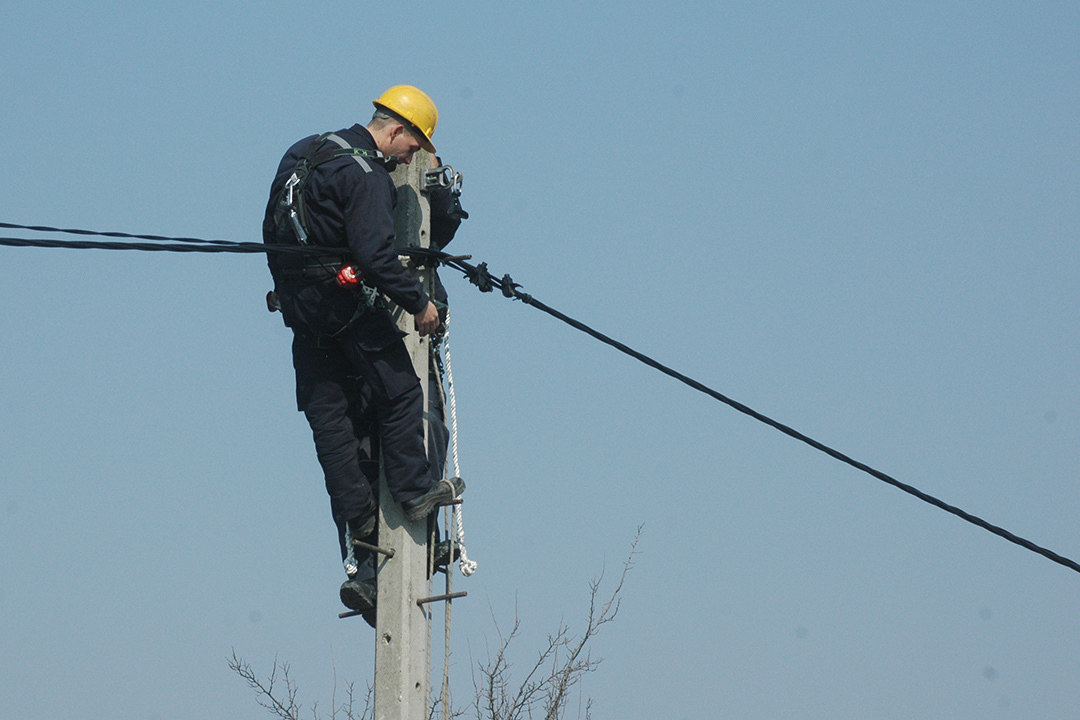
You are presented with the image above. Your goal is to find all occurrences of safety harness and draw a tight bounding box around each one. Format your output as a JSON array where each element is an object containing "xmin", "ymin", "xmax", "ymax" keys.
[
  {"xmin": 268, "ymin": 132, "xmax": 387, "ymax": 287},
  {"xmin": 273, "ymin": 132, "xmax": 385, "ymax": 245},
  {"xmin": 265, "ymin": 133, "xmax": 391, "ymax": 332}
]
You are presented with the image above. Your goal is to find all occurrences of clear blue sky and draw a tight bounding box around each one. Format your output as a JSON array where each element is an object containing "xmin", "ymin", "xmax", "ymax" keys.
[{"xmin": 1, "ymin": 2, "xmax": 1078, "ymax": 718}]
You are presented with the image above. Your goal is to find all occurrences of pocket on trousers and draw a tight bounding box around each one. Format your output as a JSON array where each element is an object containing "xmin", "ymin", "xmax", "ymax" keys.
[{"xmin": 364, "ymin": 342, "xmax": 421, "ymax": 402}]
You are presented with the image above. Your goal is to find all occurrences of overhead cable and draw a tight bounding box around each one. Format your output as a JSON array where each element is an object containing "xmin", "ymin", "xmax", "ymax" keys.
[
  {"xmin": 412, "ymin": 248, "xmax": 1080, "ymax": 577},
  {"xmin": 2, "ymin": 220, "xmax": 1078, "ymax": 576},
  {"xmin": 0, "ymin": 221, "xmax": 344, "ymax": 256}
]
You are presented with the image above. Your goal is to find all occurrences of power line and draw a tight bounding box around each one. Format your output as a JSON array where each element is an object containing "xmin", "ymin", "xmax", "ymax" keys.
[
  {"xmin": 0, "ymin": 234, "xmax": 277, "ymax": 254},
  {"xmin": 3, "ymin": 220, "xmax": 1078, "ymax": 576},
  {"xmin": 449, "ymin": 261, "xmax": 1080, "ymax": 575},
  {"xmin": 0, "ymin": 221, "xmax": 246, "ymax": 245},
  {"xmin": 0, "ymin": 221, "xmax": 343, "ymax": 256}
]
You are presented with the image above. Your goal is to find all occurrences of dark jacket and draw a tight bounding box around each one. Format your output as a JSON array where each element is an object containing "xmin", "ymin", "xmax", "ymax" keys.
[{"xmin": 263, "ymin": 125, "xmax": 430, "ymax": 347}]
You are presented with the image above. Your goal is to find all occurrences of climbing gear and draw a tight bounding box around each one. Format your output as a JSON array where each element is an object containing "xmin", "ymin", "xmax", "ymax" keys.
[
  {"xmin": 270, "ymin": 132, "xmax": 384, "ymax": 251},
  {"xmin": 343, "ymin": 526, "xmax": 359, "ymax": 578},
  {"xmin": 424, "ymin": 165, "xmax": 463, "ymax": 197},
  {"xmin": 401, "ymin": 476, "xmax": 465, "ymax": 524},
  {"xmin": 439, "ymin": 310, "xmax": 477, "ymax": 577},
  {"xmin": 342, "ymin": 502, "xmax": 377, "ymax": 578},
  {"xmin": 372, "ymin": 85, "xmax": 438, "ymax": 153},
  {"xmin": 335, "ymin": 264, "xmax": 362, "ymax": 287},
  {"xmin": 266, "ymin": 132, "xmax": 385, "ymax": 334}
]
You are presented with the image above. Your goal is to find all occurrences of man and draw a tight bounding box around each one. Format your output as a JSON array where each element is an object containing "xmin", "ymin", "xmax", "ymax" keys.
[{"xmin": 262, "ymin": 85, "xmax": 465, "ymax": 613}]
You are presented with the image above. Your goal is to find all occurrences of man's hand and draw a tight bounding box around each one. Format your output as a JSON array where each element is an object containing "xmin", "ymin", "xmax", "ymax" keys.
[{"xmin": 413, "ymin": 301, "xmax": 441, "ymax": 337}]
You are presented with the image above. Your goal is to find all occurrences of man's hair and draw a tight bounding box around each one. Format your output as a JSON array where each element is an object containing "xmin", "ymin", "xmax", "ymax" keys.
[
  {"xmin": 368, "ymin": 109, "xmax": 395, "ymax": 128},
  {"xmin": 368, "ymin": 108, "xmax": 426, "ymax": 144}
]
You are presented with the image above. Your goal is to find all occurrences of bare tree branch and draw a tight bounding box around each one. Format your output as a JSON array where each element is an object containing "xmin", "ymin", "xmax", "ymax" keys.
[
  {"xmin": 232, "ymin": 528, "xmax": 642, "ymax": 720},
  {"xmin": 473, "ymin": 526, "xmax": 642, "ymax": 720},
  {"xmin": 229, "ymin": 650, "xmax": 302, "ymax": 720},
  {"xmin": 229, "ymin": 650, "xmax": 373, "ymax": 720}
]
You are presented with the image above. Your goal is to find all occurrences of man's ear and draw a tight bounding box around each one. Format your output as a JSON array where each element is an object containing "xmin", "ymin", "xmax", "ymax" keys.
[{"xmin": 388, "ymin": 122, "xmax": 406, "ymax": 141}]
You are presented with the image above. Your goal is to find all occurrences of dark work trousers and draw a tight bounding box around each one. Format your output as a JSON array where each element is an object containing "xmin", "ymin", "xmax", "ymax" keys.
[
  {"xmin": 319, "ymin": 345, "xmax": 451, "ymax": 583},
  {"xmin": 292, "ymin": 329, "xmax": 432, "ymax": 580},
  {"xmin": 344, "ymin": 349, "xmax": 451, "ymax": 583}
]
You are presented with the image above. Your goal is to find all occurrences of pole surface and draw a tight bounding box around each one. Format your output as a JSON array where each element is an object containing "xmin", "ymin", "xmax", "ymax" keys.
[{"xmin": 374, "ymin": 152, "xmax": 434, "ymax": 720}]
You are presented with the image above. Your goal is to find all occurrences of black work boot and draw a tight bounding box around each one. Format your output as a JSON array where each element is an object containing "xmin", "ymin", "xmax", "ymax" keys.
[
  {"xmin": 401, "ymin": 476, "xmax": 465, "ymax": 524},
  {"xmin": 339, "ymin": 577, "xmax": 377, "ymax": 612},
  {"xmin": 432, "ymin": 540, "xmax": 460, "ymax": 570}
]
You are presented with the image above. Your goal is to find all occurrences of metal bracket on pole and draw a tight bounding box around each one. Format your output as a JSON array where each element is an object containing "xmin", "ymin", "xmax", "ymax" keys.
[
  {"xmin": 416, "ymin": 591, "xmax": 467, "ymax": 607},
  {"xmin": 338, "ymin": 608, "xmax": 370, "ymax": 620},
  {"xmin": 352, "ymin": 539, "xmax": 395, "ymax": 558}
]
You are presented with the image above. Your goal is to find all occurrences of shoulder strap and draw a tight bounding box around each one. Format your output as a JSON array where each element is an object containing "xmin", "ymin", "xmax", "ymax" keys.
[
  {"xmin": 273, "ymin": 133, "xmax": 385, "ymax": 247},
  {"xmin": 321, "ymin": 133, "xmax": 381, "ymax": 173}
]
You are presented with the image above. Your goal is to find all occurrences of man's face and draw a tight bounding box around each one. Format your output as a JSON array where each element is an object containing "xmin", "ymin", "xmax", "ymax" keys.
[{"xmin": 385, "ymin": 123, "xmax": 424, "ymax": 165}]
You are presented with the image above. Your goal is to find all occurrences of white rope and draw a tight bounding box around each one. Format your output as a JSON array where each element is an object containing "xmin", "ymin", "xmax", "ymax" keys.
[
  {"xmin": 343, "ymin": 525, "xmax": 358, "ymax": 577},
  {"xmin": 442, "ymin": 310, "xmax": 477, "ymax": 576}
]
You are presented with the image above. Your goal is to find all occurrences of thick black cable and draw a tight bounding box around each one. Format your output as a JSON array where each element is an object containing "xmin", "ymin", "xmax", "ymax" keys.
[
  {"xmin": 2, "ymin": 223, "xmax": 1077, "ymax": 575},
  {"xmin": 0, "ymin": 221, "xmax": 347, "ymax": 257},
  {"xmin": 521, "ymin": 293, "xmax": 1080, "ymax": 573},
  {"xmin": 429, "ymin": 253, "xmax": 1080, "ymax": 576},
  {"xmin": 0, "ymin": 221, "xmax": 242, "ymax": 245},
  {"xmin": 0, "ymin": 235, "xmax": 286, "ymax": 254}
]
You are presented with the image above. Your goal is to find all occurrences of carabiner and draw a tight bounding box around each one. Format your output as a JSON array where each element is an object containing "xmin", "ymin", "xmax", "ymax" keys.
[{"xmin": 424, "ymin": 165, "xmax": 455, "ymax": 191}]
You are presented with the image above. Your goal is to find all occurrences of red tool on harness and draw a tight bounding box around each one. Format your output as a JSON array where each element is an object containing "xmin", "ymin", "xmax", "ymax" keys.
[{"xmin": 336, "ymin": 264, "xmax": 362, "ymax": 287}]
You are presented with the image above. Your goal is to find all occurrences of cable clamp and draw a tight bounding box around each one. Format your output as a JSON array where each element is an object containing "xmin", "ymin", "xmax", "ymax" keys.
[
  {"xmin": 469, "ymin": 262, "xmax": 494, "ymax": 292},
  {"xmin": 501, "ymin": 273, "xmax": 520, "ymax": 298}
]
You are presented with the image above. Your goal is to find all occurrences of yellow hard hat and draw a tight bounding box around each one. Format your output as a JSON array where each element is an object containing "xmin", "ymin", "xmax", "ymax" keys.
[{"xmin": 373, "ymin": 85, "xmax": 438, "ymax": 153}]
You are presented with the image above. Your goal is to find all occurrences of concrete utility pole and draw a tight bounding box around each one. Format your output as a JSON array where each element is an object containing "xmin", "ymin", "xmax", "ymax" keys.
[{"xmin": 373, "ymin": 151, "xmax": 436, "ymax": 720}]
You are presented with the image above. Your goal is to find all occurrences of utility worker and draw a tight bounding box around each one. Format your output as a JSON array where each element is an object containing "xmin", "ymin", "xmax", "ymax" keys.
[
  {"xmin": 339, "ymin": 151, "xmax": 469, "ymax": 628},
  {"xmin": 262, "ymin": 85, "xmax": 465, "ymax": 614}
]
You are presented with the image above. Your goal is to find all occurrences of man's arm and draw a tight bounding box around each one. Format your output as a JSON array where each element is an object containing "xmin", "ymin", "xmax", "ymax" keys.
[{"xmin": 339, "ymin": 171, "xmax": 433, "ymax": 322}]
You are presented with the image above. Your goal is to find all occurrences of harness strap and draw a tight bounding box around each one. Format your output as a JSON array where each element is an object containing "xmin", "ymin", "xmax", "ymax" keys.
[
  {"xmin": 281, "ymin": 133, "xmax": 383, "ymax": 247},
  {"xmin": 324, "ymin": 133, "xmax": 377, "ymax": 173},
  {"xmin": 270, "ymin": 132, "xmax": 386, "ymax": 281}
]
